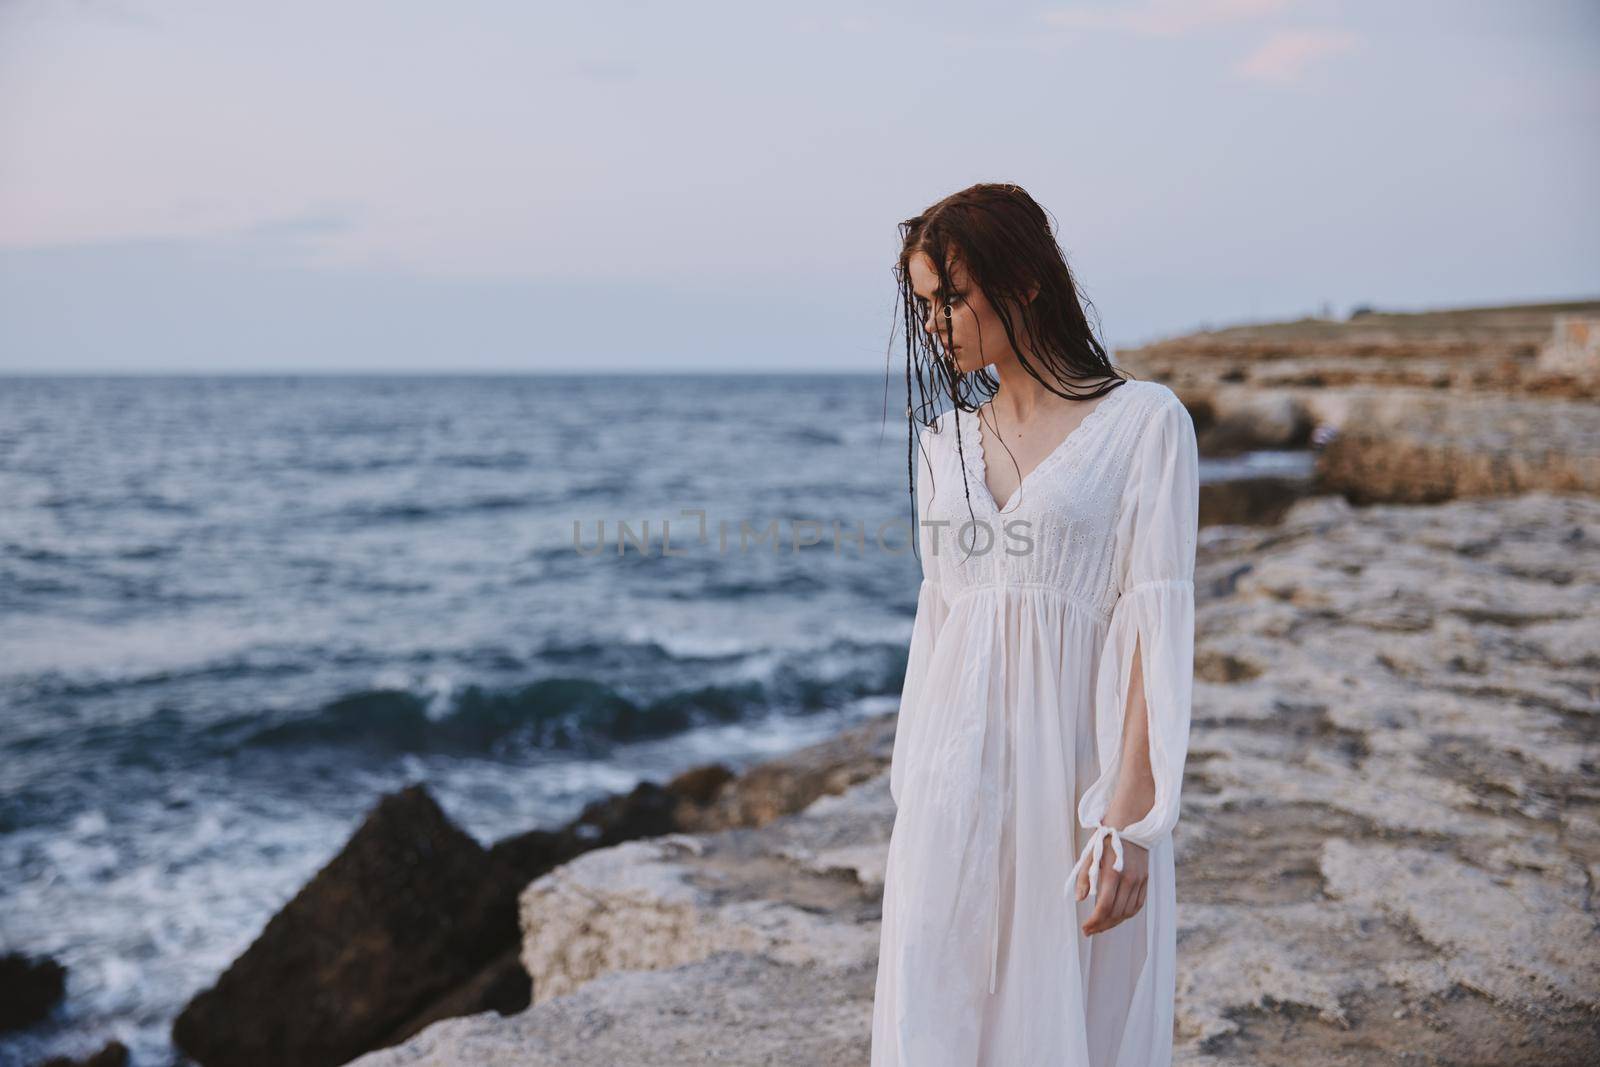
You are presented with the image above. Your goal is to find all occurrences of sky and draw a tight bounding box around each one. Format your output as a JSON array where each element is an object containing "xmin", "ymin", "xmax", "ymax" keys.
[{"xmin": 1, "ymin": 0, "xmax": 1597, "ymax": 373}]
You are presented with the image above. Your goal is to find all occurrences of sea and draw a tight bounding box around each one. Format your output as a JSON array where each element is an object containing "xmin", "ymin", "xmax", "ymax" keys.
[{"xmin": 0, "ymin": 374, "xmax": 1311, "ymax": 1066}]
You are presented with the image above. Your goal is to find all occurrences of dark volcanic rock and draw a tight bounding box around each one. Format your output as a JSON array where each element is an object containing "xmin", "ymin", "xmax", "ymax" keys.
[
  {"xmin": 171, "ymin": 767, "xmax": 760, "ymax": 1067},
  {"xmin": 486, "ymin": 776, "xmax": 700, "ymax": 886},
  {"xmin": 172, "ymin": 784, "xmax": 524, "ymax": 1067},
  {"xmin": 0, "ymin": 951, "xmax": 67, "ymax": 1032},
  {"xmin": 377, "ymin": 945, "xmax": 530, "ymax": 1052}
]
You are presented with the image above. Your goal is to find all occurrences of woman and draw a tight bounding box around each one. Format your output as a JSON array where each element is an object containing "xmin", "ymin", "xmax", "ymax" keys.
[{"xmin": 871, "ymin": 183, "xmax": 1199, "ymax": 1066}]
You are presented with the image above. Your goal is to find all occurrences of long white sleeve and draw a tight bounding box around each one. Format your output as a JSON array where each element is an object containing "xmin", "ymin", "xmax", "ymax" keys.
[
  {"xmin": 888, "ymin": 433, "xmax": 952, "ymax": 807},
  {"xmin": 1069, "ymin": 395, "xmax": 1199, "ymax": 894}
]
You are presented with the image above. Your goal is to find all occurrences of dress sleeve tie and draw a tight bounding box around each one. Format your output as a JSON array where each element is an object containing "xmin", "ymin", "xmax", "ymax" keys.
[{"xmin": 1065, "ymin": 822, "xmax": 1126, "ymax": 901}]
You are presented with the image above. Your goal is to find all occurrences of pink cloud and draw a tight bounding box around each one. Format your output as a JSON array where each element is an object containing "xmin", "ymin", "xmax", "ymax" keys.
[{"xmin": 1234, "ymin": 27, "xmax": 1360, "ymax": 83}]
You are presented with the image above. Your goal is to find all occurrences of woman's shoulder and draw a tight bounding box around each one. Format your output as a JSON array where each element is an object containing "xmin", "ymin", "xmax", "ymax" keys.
[
  {"xmin": 1113, "ymin": 376, "xmax": 1180, "ymax": 408},
  {"xmin": 1115, "ymin": 378, "xmax": 1190, "ymax": 429},
  {"xmin": 911, "ymin": 408, "xmax": 962, "ymax": 481},
  {"xmin": 1096, "ymin": 380, "xmax": 1191, "ymax": 470},
  {"xmin": 917, "ymin": 406, "xmax": 964, "ymax": 442}
]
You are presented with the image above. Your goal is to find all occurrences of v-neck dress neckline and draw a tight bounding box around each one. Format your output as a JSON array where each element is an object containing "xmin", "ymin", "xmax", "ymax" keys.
[{"xmin": 960, "ymin": 381, "xmax": 1134, "ymax": 514}]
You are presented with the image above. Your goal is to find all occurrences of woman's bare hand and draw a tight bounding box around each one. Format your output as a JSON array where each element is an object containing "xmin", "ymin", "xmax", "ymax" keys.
[{"xmin": 1076, "ymin": 837, "xmax": 1149, "ymax": 937}]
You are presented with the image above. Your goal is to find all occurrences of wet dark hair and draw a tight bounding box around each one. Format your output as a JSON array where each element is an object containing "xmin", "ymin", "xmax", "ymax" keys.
[{"xmin": 889, "ymin": 182, "xmax": 1130, "ymax": 559}]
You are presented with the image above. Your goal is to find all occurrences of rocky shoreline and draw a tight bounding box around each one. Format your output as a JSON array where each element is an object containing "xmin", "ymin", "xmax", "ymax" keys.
[
  {"xmin": 18, "ymin": 300, "xmax": 1598, "ymax": 1066},
  {"xmin": 162, "ymin": 714, "xmax": 895, "ymax": 1067},
  {"xmin": 343, "ymin": 488, "xmax": 1600, "ymax": 1066}
]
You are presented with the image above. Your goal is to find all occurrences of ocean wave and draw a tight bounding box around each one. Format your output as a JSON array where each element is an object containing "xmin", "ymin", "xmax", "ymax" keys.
[
  {"xmin": 330, "ymin": 494, "xmax": 549, "ymax": 524},
  {"xmin": 240, "ymin": 678, "xmax": 751, "ymax": 755},
  {"xmin": 239, "ymin": 641, "xmax": 908, "ymax": 757},
  {"xmin": 434, "ymin": 450, "xmax": 534, "ymax": 471}
]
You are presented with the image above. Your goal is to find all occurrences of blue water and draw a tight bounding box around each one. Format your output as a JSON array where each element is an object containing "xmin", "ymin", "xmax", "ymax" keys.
[{"xmin": 0, "ymin": 374, "xmax": 1305, "ymax": 1065}]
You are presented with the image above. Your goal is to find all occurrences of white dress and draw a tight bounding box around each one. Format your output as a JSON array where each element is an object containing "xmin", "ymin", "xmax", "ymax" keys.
[{"xmin": 871, "ymin": 378, "xmax": 1199, "ymax": 1067}]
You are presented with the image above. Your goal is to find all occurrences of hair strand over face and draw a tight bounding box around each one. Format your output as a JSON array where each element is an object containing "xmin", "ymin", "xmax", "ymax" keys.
[{"xmin": 886, "ymin": 182, "xmax": 1135, "ymax": 566}]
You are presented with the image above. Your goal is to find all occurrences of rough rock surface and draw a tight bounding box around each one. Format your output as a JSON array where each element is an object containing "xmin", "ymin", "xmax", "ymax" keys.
[
  {"xmin": 1310, "ymin": 388, "xmax": 1600, "ymax": 503},
  {"xmin": 342, "ymin": 952, "xmax": 876, "ymax": 1067},
  {"xmin": 1538, "ymin": 315, "xmax": 1600, "ymax": 383},
  {"xmin": 351, "ymin": 491, "xmax": 1600, "ymax": 1066},
  {"xmin": 1172, "ymin": 491, "xmax": 1600, "ymax": 1064},
  {"xmin": 519, "ymin": 769, "xmax": 892, "ymax": 1004}
]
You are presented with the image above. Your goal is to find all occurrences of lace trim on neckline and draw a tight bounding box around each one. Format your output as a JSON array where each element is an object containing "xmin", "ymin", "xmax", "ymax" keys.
[{"xmin": 958, "ymin": 380, "xmax": 1139, "ymax": 514}]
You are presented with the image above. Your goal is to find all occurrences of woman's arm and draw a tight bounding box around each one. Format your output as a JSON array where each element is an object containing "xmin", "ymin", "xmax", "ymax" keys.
[
  {"xmin": 1077, "ymin": 632, "xmax": 1156, "ymax": 936},
  {"xmin": 1068, "ymin": 393, "xmax": 1199, "ymax": 936},
  {"xmin": 1103, "ymin": 631, "xmax": 1157, "ymax": 831}
]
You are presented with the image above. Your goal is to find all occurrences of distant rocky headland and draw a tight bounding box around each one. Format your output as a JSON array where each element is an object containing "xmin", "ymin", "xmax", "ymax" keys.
[
  {"xmin": 16, "ymin": 299, "xmax": 1598, "ymax": 1067},
  {"xmin": 1129, "ymin": 298, "xmax": 1600, "ymax": 505}
]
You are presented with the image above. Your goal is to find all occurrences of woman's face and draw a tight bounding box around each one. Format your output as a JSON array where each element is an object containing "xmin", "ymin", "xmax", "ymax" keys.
[{"xmin": 908, "ymin": 249, "xmax": 1016, "ymax": 376}]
